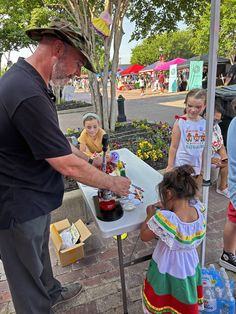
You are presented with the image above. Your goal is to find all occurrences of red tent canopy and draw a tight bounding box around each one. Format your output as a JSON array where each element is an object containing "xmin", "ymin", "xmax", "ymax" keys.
[
  {"xmin": 120, "ymin": 64, "xmax": 145, "ymax": 75},
  {"xmin": 154, "ymin": 58, "xmax": 187, "ymax": 71}
]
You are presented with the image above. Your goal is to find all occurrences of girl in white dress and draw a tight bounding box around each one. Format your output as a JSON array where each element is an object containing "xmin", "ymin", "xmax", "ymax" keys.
[
  {"xmin": 166, "ymin": 89, "xmax": 207, "ymax": 192},
  {"xmin": 141, "ymin": 165, "xmax": 206, "ymax": 314}
]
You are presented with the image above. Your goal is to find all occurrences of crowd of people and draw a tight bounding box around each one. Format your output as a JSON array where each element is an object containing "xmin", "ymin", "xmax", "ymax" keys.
[
  {"xmin": 1, "ymin": 17, "xmax": 236, "ymax": 314},
  {"xmin": 117, "ymin": 62, "xmax": 232, "ymax": 95}
]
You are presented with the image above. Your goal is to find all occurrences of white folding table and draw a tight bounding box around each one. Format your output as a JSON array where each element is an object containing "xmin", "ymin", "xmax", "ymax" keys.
[{"xmin": 78, "ymin": 148, "xmax": 163, "ymax": 313}]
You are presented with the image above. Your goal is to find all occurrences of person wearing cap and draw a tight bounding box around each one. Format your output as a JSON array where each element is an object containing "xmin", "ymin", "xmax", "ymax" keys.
[{"xmin": 0, "ymin": 19, "xmax": 130, "ymax": 314}]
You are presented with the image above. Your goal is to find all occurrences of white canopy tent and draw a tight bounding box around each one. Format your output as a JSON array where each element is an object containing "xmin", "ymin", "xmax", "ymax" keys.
[{"xmin": 201, "ymin": 0, "xmax": 221, "ymax": 266}]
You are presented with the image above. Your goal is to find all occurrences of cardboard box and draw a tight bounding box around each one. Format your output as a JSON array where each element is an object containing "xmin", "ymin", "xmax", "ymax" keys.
[{"xmin": 50, "ymin": 218, "xmax": 91, "ymax": 267}]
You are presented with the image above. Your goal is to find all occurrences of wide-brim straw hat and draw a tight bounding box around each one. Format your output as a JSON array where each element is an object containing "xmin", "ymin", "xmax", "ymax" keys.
[{"xmin": 26, "ymin": 19, "xmax": 96, "ymax": 73}]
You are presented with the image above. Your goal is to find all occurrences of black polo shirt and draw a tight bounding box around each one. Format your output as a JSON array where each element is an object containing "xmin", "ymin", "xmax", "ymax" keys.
[{"xmin": 0, "ymin": 58, "xmax": 72, "ymax": 229}]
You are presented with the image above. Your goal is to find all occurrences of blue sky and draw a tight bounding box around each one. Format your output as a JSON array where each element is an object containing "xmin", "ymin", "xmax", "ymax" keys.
[{"xmin": 119, "ymin": 18, "xmax": 139, "ymax": 64}]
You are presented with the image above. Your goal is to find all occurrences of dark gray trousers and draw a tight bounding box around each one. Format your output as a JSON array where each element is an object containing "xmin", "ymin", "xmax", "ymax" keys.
[{"xmin": 0, "ymin": 214, "xmax": 61, "ymax": 314}]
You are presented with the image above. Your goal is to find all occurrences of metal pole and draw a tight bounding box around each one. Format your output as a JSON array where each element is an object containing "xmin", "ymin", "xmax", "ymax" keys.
[
  {"xmin": 117, "ymin": 235, "xmax": 128, "ymax": 314},
  {"xmin": 201, "ymin": 0, "xmax": 221, "ymax": 266}
]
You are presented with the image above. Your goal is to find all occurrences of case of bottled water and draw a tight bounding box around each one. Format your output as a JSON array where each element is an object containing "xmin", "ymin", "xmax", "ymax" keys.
[{"xmin": 200, "ymin": 264, "xmax": 235, "ymax": 313}]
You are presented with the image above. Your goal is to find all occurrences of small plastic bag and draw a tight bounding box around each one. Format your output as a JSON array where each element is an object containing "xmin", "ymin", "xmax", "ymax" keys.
[{"xmin": 60, "ymin": 223, "xmax": 81, "ymax": 249}]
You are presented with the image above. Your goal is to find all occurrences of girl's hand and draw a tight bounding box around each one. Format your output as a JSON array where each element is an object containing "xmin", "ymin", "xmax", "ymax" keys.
[
  {"xmin": 92, "ymin": 155, "xmax": 103, "ymax": 168},
  {"xmin": 165, "ymin": 166, "xmax": 173, "ymax": 173},
  {"xmin": 211, "ymin": 158, "xmax": 221, "ymax": 167},
  {"xmin": 106, "ymin": 153, "xmax": 111, "ymax": 162},
  {"xmin": 155, "ymin": 201, "xmax": 163, "ymax": 209},
  {"xmin": 218, "ymin": 159, "xmax": 228, "ymax": 168},
  {"xmin": 146, "ymin": 202, "xmax": 162, "ymax": 217},
  {"xmin": 221, "ymin": 158, "xmax": 228, "ymax": 164}
]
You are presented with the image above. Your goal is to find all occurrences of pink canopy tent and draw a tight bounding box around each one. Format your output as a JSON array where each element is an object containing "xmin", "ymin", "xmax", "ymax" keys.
[
  {"xmin": 154, "ymin": 58, "xmax": 187, "ymax": 71},
  {"xmin": 120, "ymin": 64, "xmax": 145, "ymax": 75},
  {"xmin": 139, "ymin": 61, "xmax": 161, "ymax": 73}
]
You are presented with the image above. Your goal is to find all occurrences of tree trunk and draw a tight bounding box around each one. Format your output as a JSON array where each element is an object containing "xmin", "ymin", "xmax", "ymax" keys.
[
  {"xmin": 0, "ymin": 53, "xmax": 2, "ymax": 74},
  {"xmin": 65, "ymin": 0, "xmax": 128, "ymax": 131},
  {"xmin": 101, "ymin": 37, "xmax": 112, "ymax": 130},
  {"xmin": 109, "ymin": 0, "xmax": 128, "ymax": 131},
  {"xmin": 229, "ymin": 54, "xmax": 236, "ymax": 65},
  {"xmin": 89, "ymin": 72, "xmax": 103, "ymax": 122}
]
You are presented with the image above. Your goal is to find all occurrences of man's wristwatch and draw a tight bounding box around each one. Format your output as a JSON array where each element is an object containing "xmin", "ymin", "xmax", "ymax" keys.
[{"xmin": 88, "ymin": 158, "xmax": 93, "ymax": 165}]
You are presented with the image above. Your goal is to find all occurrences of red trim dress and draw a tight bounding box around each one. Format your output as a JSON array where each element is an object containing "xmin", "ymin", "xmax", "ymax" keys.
[{"xmin": 143, "ymin": 199, "xmax": 206, "ymax": 314}]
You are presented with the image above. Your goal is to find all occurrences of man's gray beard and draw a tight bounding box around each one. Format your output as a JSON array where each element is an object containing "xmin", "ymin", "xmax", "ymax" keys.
[
  {"xmin": 50, "ymin": 77, "xmax": 69, "ymax": 87},
  {"xmin": 51, "ymin": 62, "xmax": 69, "ymax": 87}
]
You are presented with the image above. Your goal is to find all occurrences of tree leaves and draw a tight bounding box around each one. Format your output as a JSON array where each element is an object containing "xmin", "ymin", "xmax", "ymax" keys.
[
  {"xmin": 131, "ymin": 30, "xmax": 194, "ymax": 65},
  {"xmin": 127, "ymin": 0, "xmax": 210, "ymax": 40}
]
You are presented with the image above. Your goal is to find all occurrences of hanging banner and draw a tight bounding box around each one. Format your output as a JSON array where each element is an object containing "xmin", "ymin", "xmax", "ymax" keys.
[
  {"xmin": 168, "ymin": 64, "xmax": 177, "ymax": 92},
  {"xmin": 188, "ymin": 61, "xmax": 204, "ymax": 90}
]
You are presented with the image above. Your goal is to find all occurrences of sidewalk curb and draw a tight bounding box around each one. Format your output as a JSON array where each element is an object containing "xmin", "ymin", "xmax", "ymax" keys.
[{"xmin": 51, "ymin": 189, "xmax": 93, "ymax": 224}]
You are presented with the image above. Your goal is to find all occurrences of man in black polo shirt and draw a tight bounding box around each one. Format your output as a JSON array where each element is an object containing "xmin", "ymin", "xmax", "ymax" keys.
[{"xmin": 0, "ymin": 20, "xmax": 130, "ymax": 314}]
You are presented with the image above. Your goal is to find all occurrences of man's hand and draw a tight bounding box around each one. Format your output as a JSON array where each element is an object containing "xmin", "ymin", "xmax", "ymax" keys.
[{"xmin": 110, "ymin": 176, "xmax": 131, "ymax": 196}]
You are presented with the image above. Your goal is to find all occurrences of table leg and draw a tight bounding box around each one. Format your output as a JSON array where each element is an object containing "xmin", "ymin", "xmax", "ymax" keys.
[{"xmin": 117, "ymin": 235, "xmax": 128, "ymax": 314}]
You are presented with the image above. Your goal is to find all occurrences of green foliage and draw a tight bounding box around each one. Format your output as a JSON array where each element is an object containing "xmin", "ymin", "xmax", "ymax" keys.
[
  {"xmin": 189, "ymin": 0, "xmax": 236, "ymax": 60},
  {"xmin": 0, "ymin": 0, "xmax": 45, "ymax": 52},
  {"xmin": 127, "ymin": 0, "xmax": 210, "ymax": 41},
  {"xmin": 131, "ymin": 30, "xmax": 194, "ymax": 65},
  {"xmin": 111, "ymin": 120, "xmax": 172, "ymax": 164},
  {"xmin": 65, "ymin": 127, "xmax": 81, "ymax": 138}
]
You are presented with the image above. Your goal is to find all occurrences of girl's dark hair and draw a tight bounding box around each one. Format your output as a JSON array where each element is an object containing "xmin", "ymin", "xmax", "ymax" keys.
[
  {"xmin": 158, "ymin": 165, "xmax": 198, "ymax": 206},
  {"xmin": 202, "ymin": 98, "xmax": 224, "ymax": 117},
  {"xmin": 214, "ymin": 98, "xmax": 224, "ymax": 115},
  {"xmin": 184, "ymin": 88, "xmax": 207, "ymax": 106},
  {"xmin": 231, "ymin": 97, "xmax": 236, "ymax": 113},
  {"xmin": 201, "ymin": 99, "xmax": 225, "ymax": 117}
]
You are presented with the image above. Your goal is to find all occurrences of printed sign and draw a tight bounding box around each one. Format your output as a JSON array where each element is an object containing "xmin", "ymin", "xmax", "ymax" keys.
[
  {"xmin": 168, "ymin": 64, "xmax": 177, "ymax": 93},
  {"xmin": 188, "ymin": 61, "xmax": 204, "ymax": 90}
]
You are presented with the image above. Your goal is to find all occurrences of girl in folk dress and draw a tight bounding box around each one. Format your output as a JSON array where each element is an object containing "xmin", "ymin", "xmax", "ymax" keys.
[{"xmin": 141, "ymin": 165, "xmax": 206, "ymax": 314}]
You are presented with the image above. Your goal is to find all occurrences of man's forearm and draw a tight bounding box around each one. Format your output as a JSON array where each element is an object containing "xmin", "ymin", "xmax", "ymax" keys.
[
  {"xmin": 69, "ymin": 142, "xmax": 89, "ymax": 161},
  {"xmin": 47, "ymin": 153, "xmax": 112, "ymax": 189},
  {"xmin": 46, "ymin": 153, "xmax": 130, "ymax": 196}
]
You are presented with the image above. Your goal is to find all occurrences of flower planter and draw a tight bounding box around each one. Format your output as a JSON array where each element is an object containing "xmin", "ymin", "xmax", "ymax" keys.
[
  {"xmin": 63, "ymin": 120, "xmax": 171, "ymax": 192},
  {"xmin": 56, "ymin": 100, "xmax": 92, "ymax": 111}
]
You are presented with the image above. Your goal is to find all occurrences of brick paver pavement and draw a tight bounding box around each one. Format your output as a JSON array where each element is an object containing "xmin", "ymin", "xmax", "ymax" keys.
[
  {"xmin": 0, "ymin": 90, "xmax": 235, "ymax": 313},
  {"xmin": 0, "ymin": 185, "xmax": 231, "ymax": 314}
]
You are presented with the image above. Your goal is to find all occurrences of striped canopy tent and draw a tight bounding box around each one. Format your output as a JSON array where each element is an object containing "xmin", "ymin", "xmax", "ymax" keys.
[
  {"xmin": 120, "ymin": 64, "xmax": 145, "ymax": 75},
  {"xmin": 139, "ymin": 61, "xmax": 161, "ymax": 73},
  {"xmin": 154, "ymin": 58, "xmax": 187, "ymax": 71}
]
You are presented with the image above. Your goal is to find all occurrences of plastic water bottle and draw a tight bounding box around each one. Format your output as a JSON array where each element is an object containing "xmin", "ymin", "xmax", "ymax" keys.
[
  {"xmin": 203, "ymin": 287, "xmax": 218, "ymax": 313},
  {"xmin": 208, "ymin": 264, "xmax": 216, "ymax": 271},
  {"xmin": 221, "ymin": 286, "xmax": 235, "ymax": 314},
  {"xmin": 202, "ymin": 267, "xmax": 213, "ymax": 287},
  {"xmin": 215, "ymin": 286, "xmax": 223, "ymax": 312},
  {"xmin": 208, "ymin": 264, "xmax": 222, "ymax": 287},
  {"xmin": 219, "ymin": 267, "xmax": 229, "ymax": 283}
]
